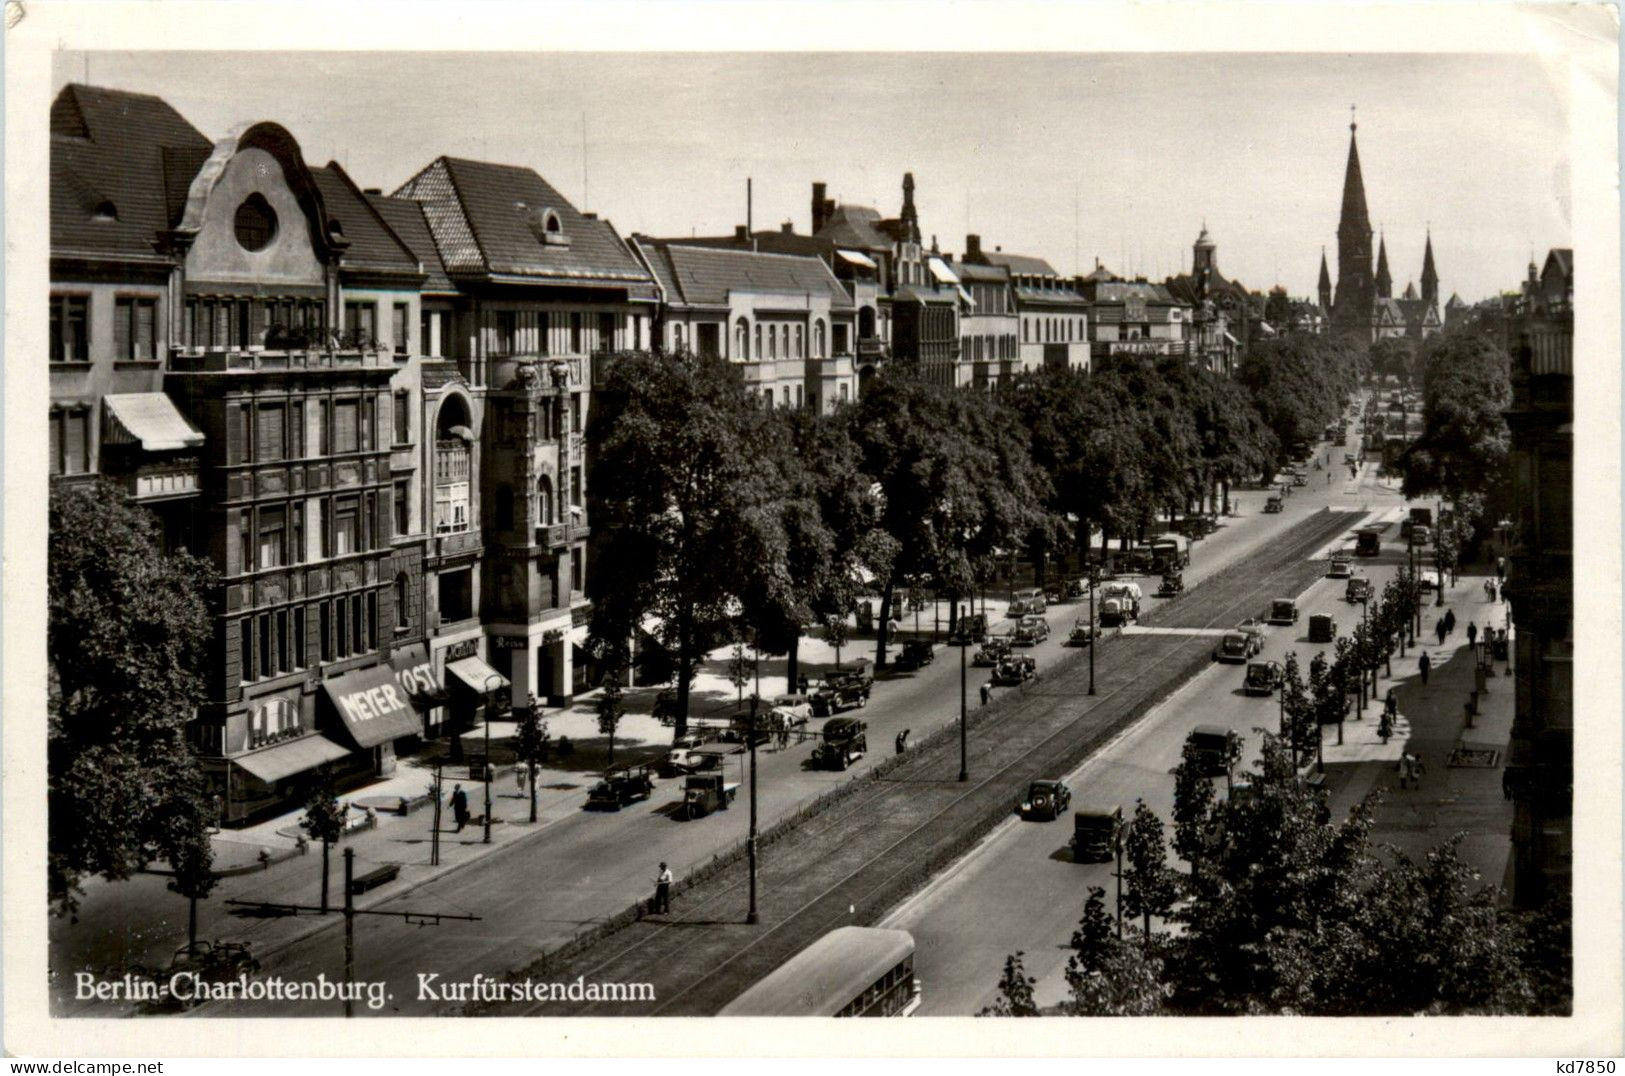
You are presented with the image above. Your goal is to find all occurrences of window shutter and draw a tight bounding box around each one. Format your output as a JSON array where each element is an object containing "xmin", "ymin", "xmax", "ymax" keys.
[{"xmin": 114, "ymin": 302, "xmax": 132, "ymax": 359}]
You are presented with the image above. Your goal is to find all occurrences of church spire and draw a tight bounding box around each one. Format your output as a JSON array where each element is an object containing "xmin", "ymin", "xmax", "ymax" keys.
[
  {"xmin": 1318, "ymin": 246, "xmax": 1332, "ymax": 311},
  {"xmin": 1421, "ymin": 228, "xmax": 1439, "ymax": 306},
  {"xmin": 1375, "ymin": 230, "xmax": 1392, "ymax": 299},
  {"xmin": 1339, "ymin": 115, "xmax": 1372, "ymax": 235},
  {"xmin": 1331, "ymin": 112, "xmax": 1376, "ymax": 342}
]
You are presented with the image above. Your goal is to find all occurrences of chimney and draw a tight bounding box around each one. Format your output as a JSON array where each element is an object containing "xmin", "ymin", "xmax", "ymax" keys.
[
  {"xmin": 582, "ymin": 212, "xmax": 598, "ymax": 220},
  {"xmin": 966, "ymin": 234, "xmax": 982, "ymax": 259},
  {"xmin": 902, "ymin": 172, "xmax": 916, "ymax": 222},
  {"xmin": 812, "ymin": 182, "xmax": 828, "ymax": 233},
  {"xmin": 735, "ymin": 224, "xmax": 749, "ymax": 241},
  {"xmin": 781, "ymin": 221, "xmax": 794, "ymax": 234},
  {"xmin": 363, "ymin": 187, "xmax": 382, "ymax": 196}
]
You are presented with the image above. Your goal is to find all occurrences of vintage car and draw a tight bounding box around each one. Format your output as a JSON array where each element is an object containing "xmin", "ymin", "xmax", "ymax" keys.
[
  {"xmin": 1071, "ymin": 806, "xmax": 1124, "ymax": 863},
  {"xmin": 585, "ymin": 764, "xmax": 656, "ymax": 810},
  {"xmin": 1418, "ymin": 567, "xmax": 1443, "ymax": 591},
  {"xmin": 1235, "ymin": 618, "xmax": 1269, "ymax": 648},
  {"xmin": 1291, "ymin": 470, "xmax": 1309, "ymax": 487},
  {"xmin": 1186, "ymin": 725, "xmax": 1239, "ymax": 778},
  {"xmin": 1243, "ymin": 661, "xmax": 1284, "ymax": 697},
  {"xmin": 1409, "ymin": 524, "xmax": 1432, "ymax": 548},
  {"xmin": 1019, "ymin": 779, "xmax": 1072, "ymax": 822},
  {"xmin": 681, "ymin": 772, "xmax": 739, "ymax": 819},
  {"xmin": 991, "ymin": 655, "xmax": 1038, "ymax": 686},
  {"xmin": 1063, "ymin": 577, "xmax": 1090, "ymax": 599},
  {"xmin": 1264, "ymin": 495, "xmax": 1284, "ymax": 514},
  {"xmin": 894, "ymin": 638, "xmax": 936, "ymax": 671},
  {"xmin": 1013, "ymin": 615, "xmax": 1050, "ymax": 645},
  {"xmin": 973, "ymin": 633, "xmax": 1014, "ymax": 667},
  {"xmin": 769, "ymin": 694, "xmax": 813, "ymax": 727},
  {"xmin": 810, "ymin": 664, "xmax": 873, "ymax": 717},
  {"xmin": 1007, "ymin": 587, "xmax": 1047, "ymax": 617},
  {"xmin": 1156, "ymin": 572, "xmax": 1184, "ymax": 598},
  {"xmin": 1098, "ymin": 582, "xmax": 1142, "ymax": 627},
  {"xmin": 1267, "ymin": 598, "xmax": 1300, "ymax": 626},
  {"xmin": 952, "ymin": 612, "xmax": 990, "ymax": 646},
  {"xmin": 1328, "ymin": 556, "xmax": 1353, "ymax": 579},
  {"xmin": 1067, "ymin": 617, "xmax": 1096, "ymax": 646},
  {"xmin": 1309, "ymin": 613, "xmax": 1338, "ymax": 643},
  {"xmin": 811, "ymin": 717, "xmax": 868, "ymax": 771},
  {"xmin": 1345, "ymin": 577, "xmax": 1373, "ymax": 603},
  {"xmin": 1212, "ymin": 630, "xmax": 1255, "ymax": 664}
]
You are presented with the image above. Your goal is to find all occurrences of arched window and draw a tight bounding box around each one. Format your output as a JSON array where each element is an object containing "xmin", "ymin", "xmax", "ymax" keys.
[
  {"xmin": 537, "ymin": 474, "xmax": 555, "ymax": 527},
  {"xmin": 394, "ymin": 572, "xmax": 411, "ymax": 629},
  {"xmin": 736, "ymin": 318, "xmax": 749, "ymax": 358},
  {"xmin": 754, "ymin": 323, "xmax": 763, "ymax": 360},
  {"xmin": 858, "ymin": 307, "xmax": 876, "ymax": 339},
  {"xmin": 672, "ymin": 323, "xmax": 685, "ymax": 352},
  {"xmin": 768, "ymin": 325, "xmax": 778, "ymax": 360},
  {"xmin": 794, "ymin": 324, "xmax": 804, "ymax": 359},
  {"xmin": 814, "ymin": 319, "xmax": 826, "ymax": 357}
]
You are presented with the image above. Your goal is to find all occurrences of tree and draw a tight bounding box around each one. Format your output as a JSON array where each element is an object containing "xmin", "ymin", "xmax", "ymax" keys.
[
  {"xmin": 1367, "ymin": 336, "xmax": 1417, "ymax": 384},
  {"xmin": 512, "ymin": 703, "xmax": 551, "ymax": 823},
  {"xmin": 980, "ymin": 951, "xmax": 1041, "ymax": 1016},
  {"xmin": 1170, "ymin": 742, "xmax": 1216, "ymax": 878},
  {"xmin": 725, "ymin": 638, "xmax": 751, "ymax": 708},
  {"xmin": 821, "ymin": 612, "xmax": 850, "ymax": 669},
  {"xmin": 1064, "ymin": 887, "xmax": 1166, "ymax": 1015},
  {"xmin": 1122, "ymin": 801, "xmax": 1181, "ymax": 943},
  {"xmin": 49, "ymin": 479, "xmax": 216, "ymax": 917},
  {"xmin": 299, "ymin": 768, "xmax": 345, "ymax": 914},
  {"xmin": 587, "ymin": 349, "xmax": 791, "ymax": 738},
  {"xmin": 164, "ymin": 801, "xmax": 218, "ymax": 956},
  {"xmin": 1402, "ymin": 325, "xmax": 1513, "ymax": 517}
]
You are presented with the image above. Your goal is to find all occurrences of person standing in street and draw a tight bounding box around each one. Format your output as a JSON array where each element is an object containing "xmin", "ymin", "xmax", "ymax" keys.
[
  {"xmin": 1418, "ymin": 651, "xmax": 1431, "ymax": 685},
  {"xmin": 653, "ymin": 862, "xmax": 672, "ymax": 914},
  {"xmin": 980, "ymin": 681, "xmax": 992, "ymax": 706}
]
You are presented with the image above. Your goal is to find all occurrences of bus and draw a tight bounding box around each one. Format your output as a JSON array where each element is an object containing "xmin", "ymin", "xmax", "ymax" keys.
[{"xmin": 718, "ymin": 926, "xmax": 921, "ymax": 1017}]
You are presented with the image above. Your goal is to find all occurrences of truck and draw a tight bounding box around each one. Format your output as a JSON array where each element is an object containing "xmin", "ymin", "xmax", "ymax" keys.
[
  {"xmin": 681, "ymin": 772, "xmax": 739, "ymax": 818},
  {"xmin": 1355, "ymin": 527, "xmax": 1381, "ymax": 557},
  {"xmin": 1150, "ymin": 533, "xmax": 1190, "ymax": 574},
  {"xmin": 1185, "ymin": 725, "xmax": 1239, "ymax": 778},
  {"xmin": 1098, "ymin": 582, "xmax": 1142, "ymax": 627},
  {"xmin": 1071, "ymin": 806, "xmax": 1123, "ymax": 863},
  {"xmin": 811, "ymin": 717, "xmax": 868, "ymax": 771}
]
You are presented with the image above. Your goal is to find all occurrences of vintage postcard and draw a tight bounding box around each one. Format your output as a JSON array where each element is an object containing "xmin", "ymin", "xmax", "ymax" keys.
[{"xmin": 4, "ymin": 0, "xmax": 1619, "ymax": 1059}]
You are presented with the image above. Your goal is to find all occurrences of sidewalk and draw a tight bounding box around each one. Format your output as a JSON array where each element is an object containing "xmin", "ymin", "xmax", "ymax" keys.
[{"xmin": 1316, "ymin": 567, "xmax": 1516, "ymax": 891}]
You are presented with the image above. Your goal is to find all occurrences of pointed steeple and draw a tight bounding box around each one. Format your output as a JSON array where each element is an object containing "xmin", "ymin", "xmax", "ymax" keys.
[
  {"xmin": 1318, "ymin": 246, "xmax": 1332, "ymax": 311},
  {"xmin": 1375, "ymin": 231, "xmax": 1392, "ymax": 298},
  {"xmin": 1339, "ymin": 118, "xmax": 1372, "ymax": 235},
  {"xmin": 1331, "ymin": 112, "xmax": 1376, "ymax": 343},
  {"xmin": 1420, "ymin": 229, "xmax": 1439, "ymax": 306}
]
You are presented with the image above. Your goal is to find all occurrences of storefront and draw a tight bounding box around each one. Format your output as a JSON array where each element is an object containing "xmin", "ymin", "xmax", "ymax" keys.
[
  {"xmin": 389, "ymin": 642, "xmax": 448, "ymax": 739},
  {"xmin": 323, "ymin": 662, "xmax": 427, "ymax": 776},
  {"xmin": 444, "ymin": 650, "xmax": 511, "ymax": 723}
]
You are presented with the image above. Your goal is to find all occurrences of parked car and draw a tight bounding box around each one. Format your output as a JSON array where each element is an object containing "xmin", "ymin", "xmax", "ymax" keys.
[
  {"xmin": 1019, "ymin": 779, "xmax": 1072, "ymax": 821},
  {"xmin": 895, "ymin": 639, "xmax": 936, "ymax": 671},
  {"xmin": 1328, "ymin": 556, "xmax": 1352, "ymax": 579},
  {"xmin": 1156, "ymin": 572, "xmax": 1184, "ymax": 597},
  {"xmin": 1212, "ymin": 631, "xmax": 1254, "ymax": 664},
  {"xmin": 585, "ymin": 765, "xmax": 656, "ymax": 810},
  {"xmin": 768, "ymin": 694, "xmax": 813, "ymax": 727},
  {"xmin": 974, "ymin": 633, "xmax": 1014, "ymax": 666},
  {"xmin": 991, "ymin": 655, "xmax": 1037, "ymax": 686},
  {"xmin": 1071, "ymin": 806, "xmax": 1123, "ymax": 863},
  {"xmin": 1264, "ymin": 495, "xmax": 1284, "ymax": 514},
  {"xmin": 1268, "ymin": 598, "xmax": 1299, "ymax": 625},
  {"xmin": 1291, "ymin": 471, "xmax": 1308, "ymax": 487},
  {"xmin": 1345, "ymin": 577, "xmax": 1372, "ymax": 603},
  {"xmin": 1068, "ymin": 618, "xmax": 1096, "ymax": 646},
  {"xmin": 1309, "ymin": 613, "xmax": 1338, "ymax": 643},
  {"xmin": 1243, "ymin": 661, "xmax": 1283, "ymax": 696},
  {"xmin": 1418, "ymin": 568, "xmax": 1443, "ymax": 591},
  {"xmin": 811, "ymin": 718, "xmax": 868, "ymax": 771},
  {"xmin": 1013, "ymin": 615, "xmax": 1050, "ymax": 645},
  {"xmin": 810, "ymin": 663, "xmax": 873, "ymax": 717},
  {"xmin": 1063, "ymin": 578, "xmax": 1089, "ymax": 599},
  {"xmin": 1008, "ymin": 587, "xmax": 1047, "ymax": 617},
  {"xmin": 1235, "ymin": 618, "xmax": 1269, "ymax": 649}
]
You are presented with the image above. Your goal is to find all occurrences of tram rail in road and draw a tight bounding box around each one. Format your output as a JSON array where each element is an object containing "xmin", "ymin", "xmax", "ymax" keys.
[{"xmin": 492, "ymin": 508, "xmax": 1361, "ymax": 1017}]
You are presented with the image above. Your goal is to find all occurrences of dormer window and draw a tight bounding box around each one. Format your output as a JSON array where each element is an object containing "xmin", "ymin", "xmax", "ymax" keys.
[
  {"xmin": 91, "ymin": 200, "xmax": 118, "ymax": 222},
  {"xmin": 520, "ymin": 202, "xmax": 568, "ymax": 247}
]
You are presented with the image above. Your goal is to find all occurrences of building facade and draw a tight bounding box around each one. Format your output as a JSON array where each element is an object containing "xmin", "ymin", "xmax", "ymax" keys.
[
  {"xmin": 1503, "ymin": 247, "xmax": 1574, "ymax": 911},
  {"xmin": 960, "ymin": 236, "xmax": 1088, "ymax": 373},
  {"xmin": 950, "ymin": 257, "xmax": 1021, "ymax": 392}
]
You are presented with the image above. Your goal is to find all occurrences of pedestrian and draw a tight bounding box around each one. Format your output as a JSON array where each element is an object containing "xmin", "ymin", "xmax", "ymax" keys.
[
  {"xmin": 1418, "ymin": 651, "xmax": 1431, "ymax": 685},
  {"xmin": 653, "ymin": 861, "xmax": 672, "ymax": 914},
  {"xmin": 515, "ymin": 765, "xmax": 527, "ymax": 797},
  {"xmin": 1435, "ymin": 619, "xmax": 1447, "ymax": 646},
  {"xmin": 1467, "ymin": 621, "xmax": 1478, "ymax": 648},
  {"xmin": 450, "ymin": 783, "xmax": 469, "ymax": 832},
  {"xmin": 797, "ymin": 675, "xmax": 810, "ymax": 696},
  {"xmin": 1443, "ymin": 609, "xmax": 1456, "ymax": 637},
  {"xmin": 979, "ymin": 681, "xmax": 992, "ymax": 706},
  {"xmin": 1384, "ymin": 688, "xmax": 1398, "ymax": 720},
  {"xmin": 777, "ymin": 723, "xmax": 790, "ymax": 751},
  {"xmin": 895, "ymin": 729, "xmax": 910, "ymax": 755},
  {"xmin": 1378, "ymin": 711, "xmax": 1393, "ymax": 744}
]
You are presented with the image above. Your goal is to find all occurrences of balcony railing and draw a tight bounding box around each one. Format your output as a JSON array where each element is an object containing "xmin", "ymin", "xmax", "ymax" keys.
[{"xmin": 168, "ymin": 344, "xmax": 390, "ymax": 373}]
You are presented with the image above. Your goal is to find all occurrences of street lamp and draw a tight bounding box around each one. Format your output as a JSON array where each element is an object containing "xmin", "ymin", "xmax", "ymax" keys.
[
  {"xmin": 747, "ymin": 695, "xmax": 760, "ymax": 923},
  {"xmin": 481, "ymin": 672, "xmax": 504, "ymax": 844},
  {"xmin": 958, "ymin": 604, "xmax": 968, "ymax": 783},
  {"xmin": 1087, "ymin": 570, "xmax": 1099, "ymax": 696},
  {"xmin": 1359, "ymin": 593, "xmax": 1371, "ymax": 712}
]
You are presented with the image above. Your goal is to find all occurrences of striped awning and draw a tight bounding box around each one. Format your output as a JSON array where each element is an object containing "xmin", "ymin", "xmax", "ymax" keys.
[
  {"xmin": 836, "ymin": 249, "xmax": 877, "ymax": 269},
  {"xmin": 102, "ymin": 393, "xmax": 204, "ymax": 452}
]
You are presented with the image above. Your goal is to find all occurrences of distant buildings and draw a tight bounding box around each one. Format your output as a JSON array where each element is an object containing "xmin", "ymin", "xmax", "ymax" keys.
[{"xmin": 960, "ymin": 235, "xmax": 1089, "ymax": 373}]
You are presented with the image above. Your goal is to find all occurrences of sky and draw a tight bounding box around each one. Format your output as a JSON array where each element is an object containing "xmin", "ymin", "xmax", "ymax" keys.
[{"xmin": 54, "ymin": 50, "xmax": 1572, "ymax": 303}]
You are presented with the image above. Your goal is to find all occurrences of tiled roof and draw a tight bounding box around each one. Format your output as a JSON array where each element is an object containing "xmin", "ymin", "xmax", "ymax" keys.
[
  {"xmin": 311, "ymin": 163, "xmax": 422, "ymax": 280},
  {"xmin": 1090, "ymin": 281, "xmax": 1178, "ymax": 304},
  {"xmin": 815, "ymin": 204, "xmax": 891, "ymax": 252},
  {"xmin": 369, "ymin": 193, "xmax": 455, "ymax": 293},
  {"xmin": 634, "ymin": 240, "xmax": 851, "ymax": 309},
  {"xmin": 979, "ymin": 250, "xmax": 1058, "ymax": 277},
  {"xmin": 1014, "ymin": 284, "xmax": 1087, "ymax": 306},
  {"xmin": 51, "ymin": 84, "xmax": 212, "ymax": 261},
  {"xmin": 627, "ymin": 239, "xmax": 682, "ymax": 300},
  {"xmin": 953, "ymin": 261, "xmax": 1008, "ymax": 283},
  {"xmin": 392, "ymin": 156, "xmax": 655, "ymax": 291}
]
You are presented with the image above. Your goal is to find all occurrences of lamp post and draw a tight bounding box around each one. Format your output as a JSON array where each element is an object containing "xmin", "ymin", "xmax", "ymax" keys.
[
  {"xmin": 1087, "ymin": 570, "xmax": 1098, "ymax": 696},
  {"xmin": 481, "ymin": 672, "xmax": 504, "ymax": 844},
  {"xmin": 1359, "ymin": 594, "xmax": 1371, "ymax": 712},
  {"xmin": 747, "ymin": 695, "xmax": 760, "ymax": 924},
  {"xmin": 958, "ymin": 607, "xmax": 968, "ymax": 783}
]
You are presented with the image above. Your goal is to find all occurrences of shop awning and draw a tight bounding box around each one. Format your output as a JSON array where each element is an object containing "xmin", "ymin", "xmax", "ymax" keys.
[
  {"xmin": 836, "ymin": 249, "xmax": 878, "ymax": 270},
  {"xmin": 389, "ymin": 643, "xmax": 448, "ymax": 709},
  {"xmin": 102, "ymin": 393, "xmax": 204, "ymax": 452},
  {"xmin": 234, "ymin": 735, "xmax": 351, "ymax": 784},
  {"xmin": 446, "ymin": 655, "xmax": 509, "ymax": 695},
  {"xmin": 927, "ymin": 258, "xmax": 959, "ymax": 285},
  {"xmin": 323, "ymin": 663, "xmax": 423, "ymax": 749},
  {"xmin": 957, "ymin": 286, "xmax": 975, "ymax": 308}
]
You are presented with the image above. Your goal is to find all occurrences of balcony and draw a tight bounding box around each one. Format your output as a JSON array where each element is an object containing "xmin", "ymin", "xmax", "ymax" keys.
[
  {"xmin": 536, "ymin": 508, "xmax": 588, "ymax": 549},
  {"xmin": 168, "ymin": 344, "xmax": 390, "ymax": 374},
  {"xmin": 433, "ymin": 528, "xmax": 482, "ymax": 560}
]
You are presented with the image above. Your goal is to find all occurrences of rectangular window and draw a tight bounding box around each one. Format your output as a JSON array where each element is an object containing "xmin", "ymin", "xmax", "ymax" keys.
[
  {"xmin": 570, "ymin": 312, "xmax": 583, "ymax": 353},
  {"xmin": 495, "ymin": 311, "xmax": 517, "ymax": 356},
  {"xmin": 51, "ymin": 295, "xmax": 90, "ymax": 363},
  {"xmin": 394, "ymin": 479, "xmax": 410, "ymax": 537},
  {"xmin": 319, "ymin": 601, "xmax": 333, "ymax": 663},
  {"xmin": 438, "ymin": 568, "xmax": 473, "ymax": 623},
  {"xmin": 344, "ymin": 301, "xmax": 377, "ymax": 344},
  {"xmin": 274, "ymin": 609, "xmax": 289, "ymax": 674},
  {"xmin": 289, "ymin": 400, "xmax": 305, "ymax": 458},
  {"xmin": 336, "ymin": 597, "xmax": 351, "ymax": 659},
  {"xmin": 333, "ymin": 399, "xmax": 359, "ymax": 454},
  {"xmin": 258, "ymin": 612, "xmax": 272, "ymax": 680},
  {"xmin": 360, "ymin": 395, "xmax": 375, "ymax": 451},
  {"xmin": 293, "ymin": 606, "xmax": 306, "ymax": 670},
  {"xmin": 240, "ymin": 619, "xmax": 254, "ymax": 683},
  {"xmin": 364, "ymin": 491, "xmax": 378, "ymax": 549},
  {"xmin": 333, "ymin": 497, "xmax": 360, "ymax": 557},
  {"xmin": 839, "ymin": 384, "xmax": 849, "ymax": 403},
  {"xmin": 598, "ymin": 312, "xmax": 615, "ymax": 352},
  {"xmin": 570, "ymin": 465, "xmax": 582, "ymax": 508},
  {"xmin": 795, "ymin": 385, "xmax": 804, "ymax": 409},
  {"xmin": 571, "ymin": 394, "xmax": 583, "ymax": 434},
  {"xmin": 257, "ymin": 505, "xmax": 286, "ymax": 569},
  {"xmin": 393, "ymin": 303, "xmax": 410, "ymax": 356},
  {"xmin": 114, "ymin": 297, "xmax": 157, "ymax": 361},
  {"xmin": 319, "ymin": 497, "xmax": 333, "ymax": 559},
  {"xmin": 351, "ymin": 593, "xmax": 364, "ymax": 655},
  {"xmin": 394, "ymin": 390, "xmax": 411, "ymax": 445},
  {"xmin": 316, "ymin": 398, "xmax": 330, "ymax": 456},
  {"xmin": 366, "ymin": 591, "xmax": 378, "ymax": 651},
  {"xmin": 50, "ymin": 409, "xmax": 91, "ymax": 476},
  {"xmin": 256, "ymin": 404, "xmax": 286, "ymax": 462},
  {"xmin": 291, "ymin": 502, "xmax": 305, "ymax": 565},
  {"xmin": 570, "ymin": 547, "xmax": 583, "ymax": 594}
]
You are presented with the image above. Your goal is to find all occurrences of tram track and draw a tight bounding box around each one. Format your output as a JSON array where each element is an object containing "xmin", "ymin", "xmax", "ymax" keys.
[{"xmin": 490, "ymin": 508, "xmax": 1362, "ymax": 1016}]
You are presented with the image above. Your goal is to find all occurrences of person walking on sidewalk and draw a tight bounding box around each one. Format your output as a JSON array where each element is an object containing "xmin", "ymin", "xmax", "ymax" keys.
[
  {"xmin": 1418, "ymin": 651, "xmax": 1431, "ymax": 686},
  {"xmin": 450, "ymin": 784, "xmax": 469, "ymax": 832},
  {"xmin": 1435, "ymin": 618, "xmax": 1448, "ymax": 646},
  {"xmin": 1443, "ymin": 609, "xmax": 1456, "ymax": 637},
  {"xmin": 653, "ymin": 862, "xmax": 672, "ymax": 915},
  {"xmin": 1467, "ymin": 621, "xmax": 1478, "ymax": 648}
]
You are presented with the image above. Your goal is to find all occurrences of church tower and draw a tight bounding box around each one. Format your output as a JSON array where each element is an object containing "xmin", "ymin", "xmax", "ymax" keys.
[
  {"xmin": 1318, "ymin": 247, "xmax": 1332, "ymax": 312},
  {"xmin": 1192, "ymin": 223, "xmax": 1217, "ymax": 300},
  {"xmin": 1375, "ymin": 232, "xmax": 1393, "ymax": 299},
  {"xmin": 1420, "ymin": 229, "xmax": 1439, "ymax": 307},
  {"xmin": 1330, "ymin": 117, "xmax": 1376, "ymax": 342}
]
